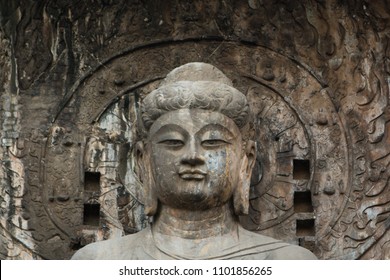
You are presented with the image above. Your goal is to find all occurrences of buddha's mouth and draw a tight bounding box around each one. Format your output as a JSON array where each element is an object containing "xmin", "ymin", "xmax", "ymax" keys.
[{"xmin": 178, "ymin": 169, "xmax": 207, "ymax": 180}]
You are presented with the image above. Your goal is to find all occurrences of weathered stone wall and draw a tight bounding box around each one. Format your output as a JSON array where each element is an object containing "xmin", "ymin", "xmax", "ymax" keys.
[{"xmin": 0, "ymin": 0, "xmax": 389, "ymax": 259}]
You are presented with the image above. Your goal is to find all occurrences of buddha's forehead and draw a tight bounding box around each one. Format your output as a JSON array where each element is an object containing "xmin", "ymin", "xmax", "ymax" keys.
[{"xmin": 148, "ymin": 109, "xmax": 241, "ymax": 137}]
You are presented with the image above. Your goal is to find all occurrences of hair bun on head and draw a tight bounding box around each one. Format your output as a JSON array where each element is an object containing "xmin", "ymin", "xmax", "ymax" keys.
[
  {"xmin": 141, "ymin": 62, "xmax": 249, "ymax": 131},
  {"xmin": 161, "ymin": 62, "xmax": 233, "ymax": 86}
]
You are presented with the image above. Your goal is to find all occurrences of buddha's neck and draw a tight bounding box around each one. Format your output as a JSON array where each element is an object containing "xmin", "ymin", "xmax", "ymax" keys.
[{"xmin": 152, "ymin": 203, "xmax": 238, "ymax": 239}]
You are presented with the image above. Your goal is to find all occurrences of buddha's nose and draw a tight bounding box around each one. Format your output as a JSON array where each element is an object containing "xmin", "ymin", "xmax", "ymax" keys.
[{"xmin": 181, "ymin": 140, "xmax": 205, "ymax": 166}]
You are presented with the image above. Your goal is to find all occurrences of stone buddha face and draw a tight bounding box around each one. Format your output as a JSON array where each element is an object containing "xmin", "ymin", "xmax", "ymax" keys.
[
  {"xmin": 138, "ymin": 63, "xmax": 256, "ymax": 216},
  {"xmin": 148, "ymin": 108, "xmax": 244, "ymax": 211}
]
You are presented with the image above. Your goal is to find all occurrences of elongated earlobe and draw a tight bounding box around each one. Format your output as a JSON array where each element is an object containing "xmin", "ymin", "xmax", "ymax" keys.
[
  {"xmin": 233, "ymin": 140, "xmax": 256, "ymax": 215},
  {"xmin": 135, "ymin": 141, "xmax": 158, "ymax": 216},
  {"xmin": 233, "ymin": 156, "xmax": 250, "ymax": 215},
  {"xmin": 144, "ymin": 170, "xmax": 158, "ymax": 216}
]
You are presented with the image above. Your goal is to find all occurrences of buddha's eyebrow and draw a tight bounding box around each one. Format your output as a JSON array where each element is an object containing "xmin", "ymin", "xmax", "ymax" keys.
[
  {"xmin": 149, "ymin": 124, "xmax": 187, "ymax": 139},
  {"xmin": 196, "ymin": 123, "xmax": 235, "ymax": 139}
]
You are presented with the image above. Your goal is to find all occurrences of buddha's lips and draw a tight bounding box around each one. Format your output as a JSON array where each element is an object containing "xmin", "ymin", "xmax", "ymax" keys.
[{"xmin": 178, "ymin": 169, "xmax": 207, "ymax": 180}]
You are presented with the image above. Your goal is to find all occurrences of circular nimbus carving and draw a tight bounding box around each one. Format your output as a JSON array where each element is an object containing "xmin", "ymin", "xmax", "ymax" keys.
[{"xmin": 42, "ymin": 39, "xmax": 351, "ymax": 259}]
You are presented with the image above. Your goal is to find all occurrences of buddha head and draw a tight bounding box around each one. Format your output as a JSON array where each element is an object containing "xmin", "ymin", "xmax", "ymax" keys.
[{"xmin": 137, "ymin": 62, "xmax": 256, "ymax": 217}]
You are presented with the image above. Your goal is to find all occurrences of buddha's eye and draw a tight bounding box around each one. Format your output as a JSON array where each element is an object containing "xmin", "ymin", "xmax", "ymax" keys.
[
  {"xmin": 158, "ymin": 139, "xmax": 184, "ymax": 147},
  {"xmin": 201, "ymin": 139, "xmax": 229, "ymax": 147}
]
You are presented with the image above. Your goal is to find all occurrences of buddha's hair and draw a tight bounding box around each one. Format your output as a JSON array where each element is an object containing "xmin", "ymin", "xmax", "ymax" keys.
[{"xmin": 141, "ymin": 63, "xmax": 249, "ymax": 131}]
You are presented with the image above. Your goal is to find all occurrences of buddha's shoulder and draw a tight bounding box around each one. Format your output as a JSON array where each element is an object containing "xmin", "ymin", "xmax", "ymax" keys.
[
  {"xmin": 238, "ymin": 226, "xmax": 287, "ymax": 247},
  {"xmin": 71, "ymin": 229, "xmax": 150, "ymax": 260},
  {"xmin": 238, "ymin": 227, "xmax": 317, "ymax": 260},
  {"xmin": 267, "ymin": 244, "xmax": 317, "ymax": 260}
]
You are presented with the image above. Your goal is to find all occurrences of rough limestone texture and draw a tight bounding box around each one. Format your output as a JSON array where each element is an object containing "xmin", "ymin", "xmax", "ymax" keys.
[{"xmin": 0, "ymin": 0, "xmax": 389, "ymax": 259}]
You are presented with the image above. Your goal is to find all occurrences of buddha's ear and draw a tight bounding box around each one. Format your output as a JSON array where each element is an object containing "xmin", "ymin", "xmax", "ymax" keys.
[
  {"xmin": 233, "ymin": 140, "xmax": 256, "ymax": 215},
  {"xmin": 245, "ymin": 140, "xmax": 256, "ymax": 175},
  {"xmin": 135, "ymin": 141, "xmax": 158, "ymax": 216}
]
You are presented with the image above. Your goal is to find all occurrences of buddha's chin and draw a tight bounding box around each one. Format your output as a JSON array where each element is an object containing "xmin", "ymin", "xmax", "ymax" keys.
[{"xmin": 158, "ymin": 184, "xmax": 232, "ymax": 211}]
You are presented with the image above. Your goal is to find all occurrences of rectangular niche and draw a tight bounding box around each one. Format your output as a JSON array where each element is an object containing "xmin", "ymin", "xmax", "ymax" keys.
[
  {"xmin": 298, "ymin": 238, "xmax": 316, "ymax": 252},
  {"xmin": 294, "ymin": 191, "xmax": 314, "ymax": 213},
  {"xmin": 296, "ymin": 219, "xmax": 315, "ymax": 237},
  {"xmin": 83, "ymin": 204, "xmax": 100, "ymax": 226},
  {"xmin": 293, "ymin": 159, "xmax": 310, "ymax": 180},
  {"xmin": 84, "ymin": 171, "xmax": 100, "ymax": 191}
]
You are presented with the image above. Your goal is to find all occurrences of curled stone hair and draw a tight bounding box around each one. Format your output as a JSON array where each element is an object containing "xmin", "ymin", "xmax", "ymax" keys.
[{"xmin": 141, "ymin": 62, "xmax": 249, "ymax": 131}]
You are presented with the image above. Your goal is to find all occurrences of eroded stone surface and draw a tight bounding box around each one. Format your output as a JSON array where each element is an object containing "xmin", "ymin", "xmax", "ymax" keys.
[{"xmin": 0, "ymin": 0, "xmax": 389, "ymax": 259}]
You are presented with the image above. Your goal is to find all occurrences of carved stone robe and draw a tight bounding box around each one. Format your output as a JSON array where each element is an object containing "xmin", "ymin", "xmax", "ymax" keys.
[{"xmin": 71, "ymin": 226, "xmax": 317, "ymax": 260}]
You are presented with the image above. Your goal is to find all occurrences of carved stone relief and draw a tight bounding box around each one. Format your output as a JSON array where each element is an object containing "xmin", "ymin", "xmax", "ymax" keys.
[{"xmin": 0, "ymin": 0, "xmax": 389, "ymax": 259}]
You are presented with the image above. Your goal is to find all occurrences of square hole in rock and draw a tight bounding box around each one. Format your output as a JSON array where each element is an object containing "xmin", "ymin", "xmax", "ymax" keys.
[
  {"xmin": 84, "ymin": 171, "xmax": 100, "ymax": 191},
  {"xmin": 83, "ymin": 204, "xmax": 100, "ymax": 226},
  {"xmin": 298, "ymin": 238, "xmax": 316, "ymax": 252},
  {"xmin": 293, "ymin": 159, "xmax": 310, "ymax": 180},
  {"xmin": 294, "ymin": 191, "xmax": 314, "ymax": 213},
  {"xmin": 296, "ymin": 219, "xmax": 315, "ymax": 236}
]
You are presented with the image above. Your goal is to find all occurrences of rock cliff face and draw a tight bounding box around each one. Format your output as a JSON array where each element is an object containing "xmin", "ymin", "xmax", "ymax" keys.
[{"xmin": 0, "ymin": 0, "xmax": 389, "ymax": 260}]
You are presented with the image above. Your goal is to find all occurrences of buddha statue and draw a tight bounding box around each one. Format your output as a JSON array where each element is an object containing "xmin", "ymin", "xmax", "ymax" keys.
[{"xmin": 72, "ymin": 62, "xmax": 317, "ymax": 260}]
